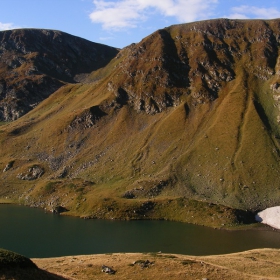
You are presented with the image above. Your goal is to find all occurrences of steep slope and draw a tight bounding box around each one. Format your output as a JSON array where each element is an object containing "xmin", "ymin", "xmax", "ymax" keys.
[
  {"xmin": 0, "ymin": 29, "xmax": 119, "ymax": 121},
  {"xmin": 1, "ymin": 19, "xmax": 280, "ymax": 227}
]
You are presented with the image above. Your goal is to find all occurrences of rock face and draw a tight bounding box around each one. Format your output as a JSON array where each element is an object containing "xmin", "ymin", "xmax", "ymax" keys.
[
  {"xmin": 255, "ymin": 206, "xmax": 280, "ymax": 229},
  {"xmin": 98, "ymin": 18, "xmax": 277, "ymax": 115},
  {"xmin": 0, "ymin": 29, "xmax": 119, "ymax": 121},
  {"xmin": 68, "ymin": 106, "xmax": 107, "ymax": 130}
]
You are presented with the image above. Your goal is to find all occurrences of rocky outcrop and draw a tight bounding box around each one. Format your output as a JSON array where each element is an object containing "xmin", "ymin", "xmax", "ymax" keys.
[
  {"xmin": 0, "ymin": 76, "xmax": 63, "ymax": 121},
  {"xmin": 17, "ymin": 165, "xmax": 44, "ymax": 180},
  {"xmin": 68, "ymin": 106, "xmax": 107, "ymax": 130},
  {"xmin": 0, "ymin": 29, "xmax": 119, "ymax": 121},
  {"xmin": 271, "ymin": 82, "xmax": 280, "ymax": 123},
  {"xmin": 51, "ymin": 205, "xmax": 68, "ymax": 214},
  {"xmin": 97, "ymin": 19, "xmax": 280, "ymax": 116},
  {"xmin": 3, "ymin": 161, "xmax": 14, "ymax": 172}
]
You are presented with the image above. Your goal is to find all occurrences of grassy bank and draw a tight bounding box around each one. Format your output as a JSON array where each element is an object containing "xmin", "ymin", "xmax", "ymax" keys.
[
  {"xmin": 2, "ymin": 248, "xmax": 280, "ymax": 279},
  {"xmin": 32, "ymin": 249, "xmax": 280, "ymax": 280}
]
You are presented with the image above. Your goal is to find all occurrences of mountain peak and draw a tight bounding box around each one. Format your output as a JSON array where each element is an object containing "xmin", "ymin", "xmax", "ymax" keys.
[{"xmin": 91, "ymin": 18, "xmax": 279, "ymax": 116}]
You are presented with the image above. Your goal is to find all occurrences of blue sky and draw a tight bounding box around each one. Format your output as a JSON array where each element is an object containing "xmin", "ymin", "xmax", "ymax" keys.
[{"xmin": 1, "ymin": 0, "xmax": 280, "ymax": 48}]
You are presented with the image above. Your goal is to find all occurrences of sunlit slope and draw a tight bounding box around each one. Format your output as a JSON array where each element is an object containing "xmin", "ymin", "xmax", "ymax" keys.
[{"xmin": 1, "ymin": 19, "xmax": 280, "ymax": 226}]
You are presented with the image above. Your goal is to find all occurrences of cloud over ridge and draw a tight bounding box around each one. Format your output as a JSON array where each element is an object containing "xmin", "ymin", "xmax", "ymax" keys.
[
  {"xmin": 0, "ymin": 22, "xmax": 19, "ymax": 31},
  {"xmin": 90, "ymin": 0, "xmax": 218, "ymax": 30},
  {"xmin": 228, "ymin": 5, "xmax": 280, "ymax": 19}
]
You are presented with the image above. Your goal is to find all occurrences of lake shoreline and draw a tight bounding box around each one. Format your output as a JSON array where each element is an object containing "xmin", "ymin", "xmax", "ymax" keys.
[
  {"xmin": 2, "ymin": 204, "xmax": 280, "ymax": 265},
  {"xmin": 1, "ymin": 200, "xmax": 277, "ymax": 232}
]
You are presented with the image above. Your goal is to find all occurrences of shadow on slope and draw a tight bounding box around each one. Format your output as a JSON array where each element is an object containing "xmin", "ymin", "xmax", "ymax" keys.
[{"xmin": 0, "ymin": 249, "xmax": 66, "ymax": 279}]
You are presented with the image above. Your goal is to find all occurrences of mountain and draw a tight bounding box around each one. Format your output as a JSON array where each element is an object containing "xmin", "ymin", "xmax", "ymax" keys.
[
  {"xmin": 1, "ymin": 18, "xmax": 280, "ymax": 228},
  {"xmin": 0, "ymin": 29, "xmax": 119, "ymax": 121}
]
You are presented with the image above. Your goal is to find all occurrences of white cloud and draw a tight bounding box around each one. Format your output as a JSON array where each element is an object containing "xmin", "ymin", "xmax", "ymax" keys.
[
  {"xmin": 227, "ymin": 13, "xmax": 248, "ymax": 20},
  {"xmin": 228, "ymin": 6, "xmax": 280, "ymax": 20},
  {"xmin": 0, "ymin": 22, "xmax": 19, "ymax": 31},
  {"xmin": 99, "ymin": 36, "xmax": 115, "ymax": 41},
  {"xmin": 89, "ymin": 0, "xmax": 218, "ymax": 30}
]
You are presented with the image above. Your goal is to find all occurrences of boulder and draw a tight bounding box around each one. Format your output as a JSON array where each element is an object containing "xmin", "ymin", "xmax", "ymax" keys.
[
  {"xmin": 101, "ymin": 265, "xmax": 116, "ymax": 274},
  {"xmin": 3, "ymin": 161, "xmax": 14, "ymax": 172},
  {"xmin": 52, "ymin": 206, "xmax": 68, "ymax": 214}
]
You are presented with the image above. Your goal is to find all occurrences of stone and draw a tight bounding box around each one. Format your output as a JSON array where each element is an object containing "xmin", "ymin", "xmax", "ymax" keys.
[
  {"xmin": 132, "ymin": 259, "xmax": 154, "ymax": 268},
  {"xmin": 52, "ymin": 206, "xmax": 68, "ymax": 214},
  {"xmin": 3, "ymin": 161, "xmax": 14, "ymax": 172},
  {"xmin": 101, "ymin": 265, "xmax": 116, "ymax": 274}
]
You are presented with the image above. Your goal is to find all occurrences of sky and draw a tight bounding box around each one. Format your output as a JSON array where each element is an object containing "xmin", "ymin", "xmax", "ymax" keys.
[{"xmin": 0, "ymin": 0, "xmax": 280, "ymax": 49}]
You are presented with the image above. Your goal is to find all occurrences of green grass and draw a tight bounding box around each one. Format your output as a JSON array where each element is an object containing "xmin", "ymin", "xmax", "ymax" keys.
[{"xmin": 43, "ymin": 182, "xmax": 56, "ymax": 194}]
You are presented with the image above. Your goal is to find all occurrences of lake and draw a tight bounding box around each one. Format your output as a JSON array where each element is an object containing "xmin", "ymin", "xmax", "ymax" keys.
[{"xmin": 1, "ymin": 204, "xmax": 280, "ymax": 258}]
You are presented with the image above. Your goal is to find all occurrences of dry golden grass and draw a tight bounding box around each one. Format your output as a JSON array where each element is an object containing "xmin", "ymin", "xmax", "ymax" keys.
[{"xmin": 32, "ymin": 249, "xmax": 280, "ymax": 280}]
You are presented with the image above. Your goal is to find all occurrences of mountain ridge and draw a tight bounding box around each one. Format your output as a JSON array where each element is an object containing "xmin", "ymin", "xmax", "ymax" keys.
[
  {"xmin": 0, "ymin": 28, "xmax": 119, "ymax": 121},
  {"xmin": 1, "ymin": 18, "xmax": 280, "ymax": 227}
]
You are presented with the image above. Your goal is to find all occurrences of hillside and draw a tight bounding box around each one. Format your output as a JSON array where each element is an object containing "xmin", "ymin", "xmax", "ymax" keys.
[
  {"xmin": 1, "ymin": 18, "xmax": 280, "ymax": 227},
  {"xmin": 0, "ymin": 29, "xmax": 118, "ymax": 121}
]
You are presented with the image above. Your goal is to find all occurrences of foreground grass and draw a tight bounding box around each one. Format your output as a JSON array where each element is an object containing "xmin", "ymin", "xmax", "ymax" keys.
[
  {"xmin": 1, "ymin": 248, "xmax": 280, "ymax": 279},
  {"xmin": 32, "ymin": 249, "xmax": 280, "ymax": 280}
]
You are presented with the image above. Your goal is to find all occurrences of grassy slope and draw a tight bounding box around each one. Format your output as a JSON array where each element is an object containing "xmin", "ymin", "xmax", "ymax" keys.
[
  {"xmin": 1, "ymin": 19, "xmax": 280, "ymax": 227},
  {"xmin": 2, "ymin": 248, "xmax": 280, "ymax": 279},
  {"xmin": 32, "ymin": 249, "xmax": 280, "ymax": 280}
]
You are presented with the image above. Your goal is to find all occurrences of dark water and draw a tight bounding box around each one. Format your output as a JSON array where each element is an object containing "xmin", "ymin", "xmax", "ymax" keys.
[{"xmin": 1, "ymin": 204, "xmax": 280, "ymax": 258}]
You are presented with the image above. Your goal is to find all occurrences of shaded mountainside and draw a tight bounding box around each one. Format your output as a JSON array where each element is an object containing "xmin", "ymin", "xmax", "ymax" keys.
[
  {"xmin": 1, "ymin": 18, "xmax": 280, "ymax": 227},
  {"xmin": 0, "ymin": 29, "xmax": 119, "ymax": 121}
]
